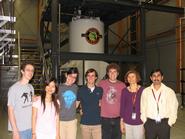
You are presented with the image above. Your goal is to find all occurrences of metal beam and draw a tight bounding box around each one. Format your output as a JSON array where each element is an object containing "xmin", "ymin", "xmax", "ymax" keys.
[
  {"xmin": 141, "ymin": 3, "xmax": 184, "ymax": 14},
  {"xmin": 60, "ymin": 52, "xmax": 144, "ymax": 62},
  {"xmin": 87, "ymin": 0, "xmax": 184, "ymax": 14},
  {"xmin": 86, "ymin": 0, "xmax": 139, "ymax": 8}
]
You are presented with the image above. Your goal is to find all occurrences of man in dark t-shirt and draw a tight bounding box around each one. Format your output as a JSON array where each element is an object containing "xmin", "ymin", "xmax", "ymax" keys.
[
  {"xmin": 77, "ymin": 68, "xmax": 103, "ymax": 139},
  {"xmin": 58, "ymin": 67, "xmax": 79, "ymax": 139}
]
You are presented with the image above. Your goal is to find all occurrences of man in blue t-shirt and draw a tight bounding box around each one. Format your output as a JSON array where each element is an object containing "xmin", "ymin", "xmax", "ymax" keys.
[
  {"xmin": 59, "ymin": 67, "xmax": 79, "ymax": 139},
  {"xmin": 77, "ymin": 68, "xmax": 103, "ymax": 139}
]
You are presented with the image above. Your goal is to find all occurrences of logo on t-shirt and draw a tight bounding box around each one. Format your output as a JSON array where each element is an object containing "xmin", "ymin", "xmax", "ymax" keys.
[
  {"xmin": 63, "ymin": 90, "xmax": 76, "ymax": 109},
  {"xmin": 21, "ymin": 91, "xmax": 32, "ymax": 104},
  {"xmin": 106, "ymin": 86, "xmax": 117, "ymax": 104}
]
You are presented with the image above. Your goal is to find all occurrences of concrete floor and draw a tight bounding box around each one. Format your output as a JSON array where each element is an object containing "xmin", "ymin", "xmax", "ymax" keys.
[{"xmin": 0, "ymin": 105, "xmax": 185, "ymax": 139}]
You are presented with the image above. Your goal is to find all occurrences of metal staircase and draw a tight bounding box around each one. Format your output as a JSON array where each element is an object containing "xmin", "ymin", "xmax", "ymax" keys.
[
  {"xmin": 0, "ymin": 0, "xmax": 16, "ymax": 63},
  {"xmin": 0, "ymin": 0, "xmax": 16, "ymax": 111},
  {"xmin": 20, "ymin": 46, "xmax": 44, "ymax": 95},
  {"xmin": 0, "ymin": 1, "xmax": 51, "ymax": 112}
]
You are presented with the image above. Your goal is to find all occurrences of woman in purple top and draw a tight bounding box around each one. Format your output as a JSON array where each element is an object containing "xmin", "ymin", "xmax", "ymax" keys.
[{"xmin": 120, "ymin": 70, "xmax": 144, "ymax": 139}]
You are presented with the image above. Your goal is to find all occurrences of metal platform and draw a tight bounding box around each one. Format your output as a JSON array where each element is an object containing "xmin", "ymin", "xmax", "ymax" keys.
[
  {"xmin": 42, "ymin": 0, "xmax": 139, "ymax": 25},
  {"xmin": 42, "ymin": 0, "xmax": 184, "ymax": 25}
]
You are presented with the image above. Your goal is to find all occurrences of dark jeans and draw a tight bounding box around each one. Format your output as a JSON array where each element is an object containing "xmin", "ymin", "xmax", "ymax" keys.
[
  {"xmin": 102, "ymin": 117, "xmax": 122, "ymax": 139},
  {"xmin": 144, "ymin": 118, "xmax": 171, "ymax": 139}
]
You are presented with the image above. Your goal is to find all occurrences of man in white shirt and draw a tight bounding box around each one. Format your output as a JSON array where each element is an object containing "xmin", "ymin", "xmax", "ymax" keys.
[{"xmin": 140, "ymin": 68, "xmax": 178, "ymax": 139}]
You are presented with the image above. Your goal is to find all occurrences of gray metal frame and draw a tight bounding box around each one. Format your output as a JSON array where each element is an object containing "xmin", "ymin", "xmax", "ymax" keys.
[{"xmin": 48, "ymin": 0, "xmax": 184, "ymax": 82}]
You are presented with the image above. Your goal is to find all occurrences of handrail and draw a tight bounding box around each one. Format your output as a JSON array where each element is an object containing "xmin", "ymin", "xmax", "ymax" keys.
[
  {"xmin": 39, "ymin": 1, "xmax": 61, "ymax": 82},
  {"xmin": 18, "ymin": 32, "xmax": 21, "ymax": 79},
  {"xmin": 39, "ymin": 43, "xmax": 52, "ymax": 82},
  {"xmin": 0, "ymin": 49, "xmax": 5, "ymax": 56}
]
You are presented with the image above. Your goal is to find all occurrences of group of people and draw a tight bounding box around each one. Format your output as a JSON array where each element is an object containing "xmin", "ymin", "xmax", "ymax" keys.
[{"xmin": 7, "ymin": 62, "xmax": 179, "ymax": 139}]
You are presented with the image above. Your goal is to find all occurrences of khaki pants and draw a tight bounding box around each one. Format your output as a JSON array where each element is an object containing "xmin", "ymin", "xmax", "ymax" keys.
[
  {"xmin": 80, "ymin": 124, "xmax": 102, "ymax": 139},
  {"xmin": 60, "ymin": 119, "xmax": 77, "ymax": 139},
  {"xmin": 125, "ymin": 123, "xmax": 144, "ymax": 139}
]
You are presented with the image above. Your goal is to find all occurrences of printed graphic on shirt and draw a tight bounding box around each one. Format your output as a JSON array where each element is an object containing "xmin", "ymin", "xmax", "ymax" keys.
[
  {"xmin": 63, "ymin": 90, "xmax": 76, "ymax": 109},
  {"xmin": 106, "ymin": 86, "xmax": 117, "ymax": 104},
  {"xmin": 21, "ymin": 91, "xmax": 32, "ymax": 103}
]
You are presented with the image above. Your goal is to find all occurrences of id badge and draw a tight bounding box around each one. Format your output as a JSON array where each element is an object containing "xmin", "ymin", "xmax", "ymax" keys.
[
  {"xmin": 131, "ymin": 112, "xmax": 136, "ymax": 120},
  {"xmin": 155, "ymin": 115, "xmax": 161, "ymax": 122}
]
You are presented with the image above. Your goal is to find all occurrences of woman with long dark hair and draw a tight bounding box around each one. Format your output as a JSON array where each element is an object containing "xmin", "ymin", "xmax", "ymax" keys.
[{"xmin": 32, "ymin": 78, "xmax": 60, "ymax": 139}]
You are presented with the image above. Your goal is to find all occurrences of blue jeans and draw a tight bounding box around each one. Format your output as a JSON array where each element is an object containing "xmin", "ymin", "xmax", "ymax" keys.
[
  {"xmin": 19, "ymin": 129, "xmax": 32, "ymax": 139},
  {"xmin": 102, "ymin": 117, "xmax": 122, "ymax": 139}
]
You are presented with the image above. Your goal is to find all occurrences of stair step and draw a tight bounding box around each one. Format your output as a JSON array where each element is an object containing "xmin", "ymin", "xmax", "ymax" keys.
[
  {"xmin": 35, "ymin": 68, "xmax": 42, "ymax": 71},
  {"xmin": 21, "ymin": 53, "xmax": 40, "ymax": 55},
  {"xmin": 34, "ymin": 74, "xmax": 43, "ymax": 76},
  {"xmin": 32, "ymin": 77, "xmax": 42, "ymax": 80},
  {"xmin": 34, "ymin": 66, "xmax": 42, "ymax": 69},
  {"xmin": 21, "ymin": 61, "xmax": 41, "ymax": 64},
  {"xmin": 21, "ymin": 52, "xmax": 39, "ymax": 54},
  {"xmin": 21, "ymin": 56, "xmax": 40, "ymax": 59},
  {"xmin": 20, "ymin": 51, "xmax": 39, "ymax": 54},
  {"xmin": 32, "ymin": 84, "xmax": 44, "ymax": 86},
  {"xmin": 21, "ymin": 54, "xmax": 40, "ymax": 58},
  {"xmin": 21, "ymin": 48, "xmax": 39, "ymax": 51},
  {"xmin": 21, "ymin": 52, "xmax": 40, "ymax": 55},
  {"xmin": 20, "ymin": 58, "xmax": 41, "ymax": 60},
  {"xmin": 34, "ymin": 70, "xmax": 42, "ymax": 72},
  {"xmin": 34, "ymin": 88, "xmax": 42, "ymax": 91},
  {"xmin": 21, "ymin": 58, "xmax": 41, "ymax": 60},
  {"xmin": 33, "ymin": 64, "xmax": 42, "ymax": 66},
  {"xmin": 34, "ymin": 92, "xmax": 41, "ymax": 95},
  {"xmin": 20, "ymin": 63, "xmax": 42, "ymax": 67}
]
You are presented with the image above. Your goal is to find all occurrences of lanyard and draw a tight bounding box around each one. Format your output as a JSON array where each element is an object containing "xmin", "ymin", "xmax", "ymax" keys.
[
  {"xmin": 132, "ymin": 93, "xmax": 137, "ymax": 112},
  {"xmin": 152, "ymin": 89, "xmax": 161, "ymax": 114}
]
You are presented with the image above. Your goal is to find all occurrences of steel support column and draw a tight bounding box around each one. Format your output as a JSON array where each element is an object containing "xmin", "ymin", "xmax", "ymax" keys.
[
  {"xmin": 104, "ymin": 25, "xmax": 109, "ymax": 54},
  {"xmin": 51, "ymin": 0, "xmax": 59, "ymax": 80},
  {"xmin": 140, "ymin": 7, "xmax": 147, "ymax": 85}
]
